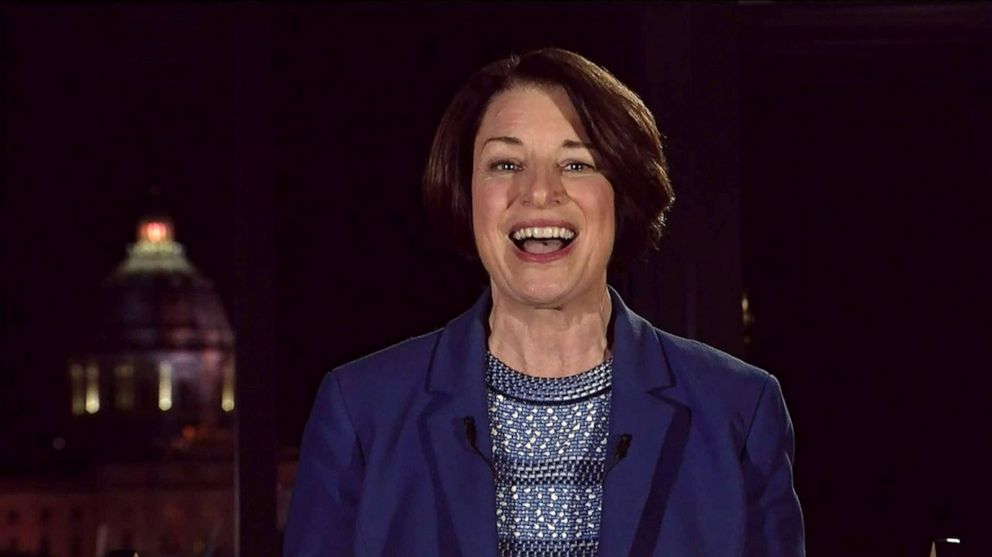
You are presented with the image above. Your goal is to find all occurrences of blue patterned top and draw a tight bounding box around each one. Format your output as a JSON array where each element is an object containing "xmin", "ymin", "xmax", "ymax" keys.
[{"xmin": 485, "ymin": 351, "xmax": 613, "ymax": 557}]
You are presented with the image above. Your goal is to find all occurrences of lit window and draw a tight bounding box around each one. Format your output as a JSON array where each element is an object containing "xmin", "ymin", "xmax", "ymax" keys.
[
  {"xmin": 115, "ymin": 364, "xmax": 136, "ymax": 411},
  {"xmin": 69, "ymin": 364, "xmax": 84, "ymax": 415},
  {"xmin": 158, "ymin": 362, "xmax": 173, "ymax": 411},
  {"xmin": 84, "ymin": 364, "xmax": 100, "ymax": 414},
  {"xmin": 221, "ymin": 363, "xmax": 235, "ymax": 412}
]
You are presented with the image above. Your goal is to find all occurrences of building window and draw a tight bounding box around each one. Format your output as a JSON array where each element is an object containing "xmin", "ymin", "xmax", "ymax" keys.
[
  {"xmin": 70, "ymin": 364, "xmax": 85, "ymax": 415},
  {"xmin": 158, "ymin": 361, "xmax": 173, "ymax": 411},
  {"xmin": 115, "ymin": 364, "xmax": 136, "ymax": 410},
  {"xmin": 84, "ymin": 363, "xmax": 100, "ymax": 414},
  {"xmin": 222, "ymin": 362, "xmax": 235, "ymax": 412}
]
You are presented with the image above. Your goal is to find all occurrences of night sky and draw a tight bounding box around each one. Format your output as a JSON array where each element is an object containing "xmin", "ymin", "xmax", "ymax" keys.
[{"xmin": 2, "ymin": 4, "xmax": 991, "ymax": 556}]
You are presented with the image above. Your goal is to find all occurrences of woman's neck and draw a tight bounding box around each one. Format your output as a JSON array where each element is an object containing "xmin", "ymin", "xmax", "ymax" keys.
[{"xmin": 487, "ymin": 283, "xmax": 612, "ymax": 378}]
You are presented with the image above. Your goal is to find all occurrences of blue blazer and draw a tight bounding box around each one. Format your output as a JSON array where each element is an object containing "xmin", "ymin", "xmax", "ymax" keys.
[{"xmin": 285, "ymin": 288, "xmax": 804, "ymax": 556}]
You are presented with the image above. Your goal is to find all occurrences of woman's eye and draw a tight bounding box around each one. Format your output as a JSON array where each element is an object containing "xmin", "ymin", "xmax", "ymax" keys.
[
  {"xmin": 490, "ymin": 160, "xmax": 521, "ymax": 172},
  {"xmin": 563, "ymin": 161, "xmax": 595, "ymax": 173}
]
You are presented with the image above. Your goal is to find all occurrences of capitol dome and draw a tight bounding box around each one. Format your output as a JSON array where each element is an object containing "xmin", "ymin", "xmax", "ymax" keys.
[
  {"xmin": 68, "ymin": 216, "xmax": 236, "ymax": 451},
  {"xmin": 85, "ymin": 217, "xmax": 234, "ymax": 353}
]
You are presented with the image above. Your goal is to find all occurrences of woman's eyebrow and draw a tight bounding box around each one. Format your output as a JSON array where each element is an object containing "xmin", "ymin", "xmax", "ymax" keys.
[
  {"xmin": 561, "ymin": 139, "xmax": 599, "ymax": 155},
  {"xmin": 480, "ymin": 136, "xmax": 596, "ymax": 152},
  {"xmin": 481, "ymin": 136, "xmax": 523, "ymax": 148},
  {"xmin": 561, "ymin": 139, "xmax": 593, "ymax": 150}
]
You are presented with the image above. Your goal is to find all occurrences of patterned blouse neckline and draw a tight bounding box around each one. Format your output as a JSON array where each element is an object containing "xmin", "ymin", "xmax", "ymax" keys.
[{"xmin": 485, "ymin": 351, "xmax": 613, "ymax": 405}]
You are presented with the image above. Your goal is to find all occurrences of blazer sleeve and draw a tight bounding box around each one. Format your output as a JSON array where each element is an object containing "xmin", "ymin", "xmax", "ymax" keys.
[
  {"xmin": 741, "ymin": 374, "xmax": 806, "ymax": 557},
  {"xmin": 284, "ymin": 372, "xmax": 365, "ymax": 557}
]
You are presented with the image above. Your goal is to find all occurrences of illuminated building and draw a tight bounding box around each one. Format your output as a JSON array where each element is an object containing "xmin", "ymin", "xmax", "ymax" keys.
[
  {"xmin": 0, "ymin": 216, "xmax": 238, "ymax": 557},
  {"xmin": 67, "ymin": 216, "xmax": 236, "ymax": 454}
]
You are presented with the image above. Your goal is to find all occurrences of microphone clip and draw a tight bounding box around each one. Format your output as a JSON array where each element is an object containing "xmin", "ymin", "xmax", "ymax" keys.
[
  {"xmin": 603, "ymin": 433, "xmax": 632, "ymax": 481},
  {"xmin": 463, "ymin": 416, "xmax": 495, "ymax": 474}
]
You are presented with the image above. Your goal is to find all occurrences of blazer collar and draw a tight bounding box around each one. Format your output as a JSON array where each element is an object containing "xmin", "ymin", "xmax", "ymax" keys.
[
  {"xmin": 425, "ymin": 287, "xmax": 491, "ymax": 397},
  {"xmin": 425, "ymin": 285, "xmax": 673, "ymax": 394},
  {"xmin": 424, "ymin": 286, "xmax": 682, "ymax": 557}
]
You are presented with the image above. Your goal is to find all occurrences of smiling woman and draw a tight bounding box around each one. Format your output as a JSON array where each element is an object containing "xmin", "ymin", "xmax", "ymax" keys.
[
  {"xmin": 284, "ymin": 48, "xmax": 805, "ymax": 557},
  {"xmin": 469, "ymin": 85, "xmax": 618, "ymax": 381}
]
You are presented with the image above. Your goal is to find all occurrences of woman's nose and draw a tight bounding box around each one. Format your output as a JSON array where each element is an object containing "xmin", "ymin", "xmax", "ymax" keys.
[{"xmin": 519, "ymin": 166, "xmax": 565, "ymax": 207}]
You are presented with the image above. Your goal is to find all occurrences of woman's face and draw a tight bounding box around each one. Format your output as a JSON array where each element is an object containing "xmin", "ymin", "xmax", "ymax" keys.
[{"xmin": 471, "ymin": 85, "xmax": 615, "ymax": 308}]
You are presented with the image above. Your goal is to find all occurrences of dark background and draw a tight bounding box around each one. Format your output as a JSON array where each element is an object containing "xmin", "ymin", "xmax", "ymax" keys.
[{"xmin": 2, "ymin": 3, "xmax": 990, "ymax": 556}]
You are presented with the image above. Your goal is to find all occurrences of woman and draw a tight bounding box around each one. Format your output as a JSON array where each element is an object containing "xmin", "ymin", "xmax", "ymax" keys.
[{"xmin": 285, "ymin": 48, "xmax": 804, "ymax": 557}]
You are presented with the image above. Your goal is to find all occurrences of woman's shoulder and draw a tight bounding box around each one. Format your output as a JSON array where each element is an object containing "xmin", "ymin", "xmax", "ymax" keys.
[
  {"xmin": 331, "ymin": 328, "xmax": 443, "ymax": 389},
  {"xmin": 653, "ymin": 327, "xmax": 776, "ymax": 401},
  {"xmin": 332, "ymin": 329, "xmax": 442, "ymax": 377},
  {"xmin": 650, "ymin": 328, "xmax": 793, "ymax": 446}
]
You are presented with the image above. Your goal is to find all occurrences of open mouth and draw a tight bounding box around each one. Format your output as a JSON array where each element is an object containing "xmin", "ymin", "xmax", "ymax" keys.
[{"xmin": 509, "ymin": 225, "xmax": 577, "ymax": 255}]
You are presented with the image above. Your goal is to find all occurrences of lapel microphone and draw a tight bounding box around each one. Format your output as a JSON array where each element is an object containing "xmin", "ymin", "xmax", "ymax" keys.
[
  {"xmin": 603, "ymin": 433, "xmax": 633, "ymax": 482},
  {"xmin": 463, "ymin": 416, "xmax": 495, "ymax": 473},
  {"xmin": 464, "ymin": 416, "xmax": 632, "ymax": 482}
]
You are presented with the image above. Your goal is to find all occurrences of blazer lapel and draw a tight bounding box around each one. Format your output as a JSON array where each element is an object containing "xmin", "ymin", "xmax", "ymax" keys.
[
  {"xmin": 599, "ymin": 287, "xmax": 688, "ymax": 557},
  {"xmin": 422, "ymin": 291, "xmax": 498, "ymax": 557}
]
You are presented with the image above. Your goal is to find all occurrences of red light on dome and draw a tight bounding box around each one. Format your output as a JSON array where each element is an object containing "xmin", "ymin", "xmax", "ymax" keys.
[{"xmin": 142, "ymin": 221, "xmax": 170, "ymax": 243}]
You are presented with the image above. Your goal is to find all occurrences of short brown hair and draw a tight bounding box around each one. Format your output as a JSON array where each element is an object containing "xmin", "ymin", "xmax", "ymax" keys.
[{"xmin": 423, "ymin": 47, "xmax": 674, "ymax": 273}]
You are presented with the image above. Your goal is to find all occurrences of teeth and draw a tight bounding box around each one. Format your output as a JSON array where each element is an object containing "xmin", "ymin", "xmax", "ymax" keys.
[{"xmin": 510, "ymin": 226, "xmax": 576, "ymax": 241}]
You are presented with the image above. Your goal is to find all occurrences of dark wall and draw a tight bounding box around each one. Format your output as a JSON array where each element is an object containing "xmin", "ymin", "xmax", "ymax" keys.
[{"xmin": 742, "ymin": 5, "xmax": 992, "ymax": 556}]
